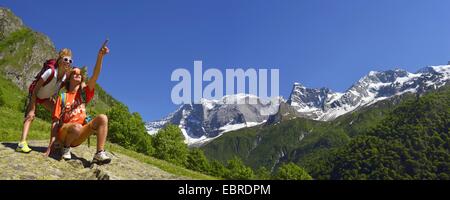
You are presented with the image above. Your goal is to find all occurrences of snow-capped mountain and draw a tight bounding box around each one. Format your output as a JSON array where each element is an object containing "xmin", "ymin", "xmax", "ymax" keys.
[
  {"xmin": 146, "ymin": 94, "xmax": 281, "ymax": 146},
  {"xmin": 288, "ymin": 65, "xmax": 450, "ymax": 120},
  {"xmin": 147, "ymin": 65, "xmax": 449, "ymax": 146}
]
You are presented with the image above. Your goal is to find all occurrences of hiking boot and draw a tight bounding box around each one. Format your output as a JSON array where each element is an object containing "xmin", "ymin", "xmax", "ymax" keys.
[
  {"xmin": 16, "ymin": 141, "xmax": 32, "ymax": 153},
  {"xmin": 62, "ymin": 147, "xmax": 71, "ymax": 160},
  {"xmin": 93, "ymin": 150, "xmax": 111, "ymax": 164}
]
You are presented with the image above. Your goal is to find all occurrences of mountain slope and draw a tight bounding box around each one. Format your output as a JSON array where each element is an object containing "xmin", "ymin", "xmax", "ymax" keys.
[
  {"xmin": 0, "ymin": 73, "xmax": 50, "ymax": 141},
  {"xmin": 308, "ymin": 85, "xmax": 450, "ymax": 179},
  {"xmin": 0, "ymin": 8, "xmax": 56, "ymax": 90},
  {"xmin": 200, "ymin": 88, "xmax": 430, "ymax": 172}
]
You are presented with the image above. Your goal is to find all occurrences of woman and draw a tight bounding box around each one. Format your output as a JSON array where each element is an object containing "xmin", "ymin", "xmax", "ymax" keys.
[
  {"xmin": 17, "ymin": 49, "xmax": 72, "ymax": 153},
  {"xmin": 45, "ymin": 41, "xmax": 111, "ymax": 164}
]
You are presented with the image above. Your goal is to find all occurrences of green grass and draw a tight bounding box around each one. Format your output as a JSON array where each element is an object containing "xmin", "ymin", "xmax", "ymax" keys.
[
  {"xmin": 0, "ymin": 74, "xmax": 50, "ymax": 141},
  {"xmin": 0, "ymin": 28, "xmax": 39, "ymax": 72},
  {"xmin": 0, "ymin": 107, "xmax": 50, "ymax": 141}
]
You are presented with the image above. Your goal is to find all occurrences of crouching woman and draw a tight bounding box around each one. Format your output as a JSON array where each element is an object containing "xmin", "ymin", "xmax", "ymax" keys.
[{"xmin": 45, "ymin": 43, "xmax": 111, "ymax": 164}]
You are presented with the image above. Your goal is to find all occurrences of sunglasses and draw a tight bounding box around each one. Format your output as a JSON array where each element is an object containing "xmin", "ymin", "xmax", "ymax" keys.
[{"xmin": 63, "ymin": 57, "xmax": 73, "ymax": 64}]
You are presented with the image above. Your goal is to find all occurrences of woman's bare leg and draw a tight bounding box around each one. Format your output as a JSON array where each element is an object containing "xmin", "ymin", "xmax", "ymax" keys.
[
  {"xmin": 68, "ymin": 114, "xmax": 108, "ymax": 151},
  {"xmin": 91, "ymin": 114, "xmax": 108, "ymax": 152},
  {"xmin": 20, "ymin": 99, "xmax": 53, "ymax": 142},
  {"xmin": 20, "ymin": 109, "xmax": 35, "ymax": 142},
  {"xmin": 63, "ymin": 124, "xmax": 82, "ymax": 147}
]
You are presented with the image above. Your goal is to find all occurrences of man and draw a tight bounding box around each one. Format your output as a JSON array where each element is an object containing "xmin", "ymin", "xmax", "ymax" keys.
[
  {"xmin": 45, "ymin": 41, "xmax": 111, "ymax": 163},
  {"xmin": 16, "ymin": 49, "xmax": 72, "ymax": 153}
]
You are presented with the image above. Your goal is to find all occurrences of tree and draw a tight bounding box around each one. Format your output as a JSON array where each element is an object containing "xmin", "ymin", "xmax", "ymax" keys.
[
  {"xmin": 131, "ymin": 112, "xmax": 154, "ymax": 155},
  {"xmin": 275, "ymin": 163, "xmax": 313, "ymax": 180},
  {"xmin": 322, "ymin": 86, "xmax": 450, "ymax": 180},
  {"xmin": 152, "ymin": 124, "xmax": 189, "ymax": 166},
  {"xmin": 186, "ymin": 148, "xmax": 211, "ymax": 173},
  {"xmin": 209, "ymin": 160, "xmax": 229, "ymax": 178},
  {"xmin": 255, "ymin": 166, "xmax": 271, "ymax": 180},
  {"xmin": 107, "ymin": 102, "xmax": 154, "ymax": 155},
  {"xmin": 225, "ymin": 156, "xmax": 254, "ymax": 180}
]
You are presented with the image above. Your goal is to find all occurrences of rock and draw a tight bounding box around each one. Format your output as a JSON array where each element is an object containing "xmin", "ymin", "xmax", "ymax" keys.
[
  {"xmin": 0, "ymin": 140, "xmax": 189, "ymax": 180},
  {"xmin": 0, "ymin": 7, "xmax": 57, "ymax": 90},
  {"xmin": 0, "ymin": 7, "xmax": 23, "ymax": 39}
]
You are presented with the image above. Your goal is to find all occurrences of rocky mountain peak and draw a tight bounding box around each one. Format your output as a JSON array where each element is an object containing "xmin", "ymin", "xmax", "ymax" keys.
[
  {"xmin": 146, "ymin": 93, "xmax": 280, "ymax": 146},
  {"xmin": 0, "ymin": 8, "xmax": 24, "ymax": 39},
  {"xmin": 288, "ymin": 66, "xmax": 450, "ymax": 121},
  {"xmin": 0, "ymin": 7, "xmax": 57, "ymax": 90}
]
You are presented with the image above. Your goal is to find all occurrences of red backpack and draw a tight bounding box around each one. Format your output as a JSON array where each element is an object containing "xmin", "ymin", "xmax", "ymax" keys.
[{"xmin": 28, "ymin": 59, "xmax": 58, "ymax": 94}]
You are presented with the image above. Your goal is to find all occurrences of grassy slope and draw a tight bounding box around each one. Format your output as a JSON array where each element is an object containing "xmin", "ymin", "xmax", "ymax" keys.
[
  {"xmin": 107, "ymin": 142, "xmax": 217, "ymax": 180},
  {"xmin": 0, "ymin": 28, "xmax": 38, "ymax": 70},
  {"xmin": 0, "ymin": 74, "xmax": 50, "ymax": 141}
]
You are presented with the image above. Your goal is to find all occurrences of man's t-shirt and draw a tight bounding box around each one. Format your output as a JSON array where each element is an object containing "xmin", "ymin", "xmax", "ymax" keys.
[
  {"xmin": 52, "ymin": 86, "xmax": 95, "ymax": 125},
  {"xmin": 36, "ymin": 68, "xmax": 67, "ymax": 99}
]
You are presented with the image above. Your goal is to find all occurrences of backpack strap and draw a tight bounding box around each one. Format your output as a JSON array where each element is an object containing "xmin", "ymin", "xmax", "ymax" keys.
[
  {"xmin": 28, "ymin": 59, "xmax": 57, "ymax": 94},
  {"xmin": 80, "ymin": 86, "xmax": 87, "ymax": 104},
  {"xmin": 59, "ymin": 89, "xmax": 92, "ymax": 127},
  {"xmin": 61, "ymin": 92, "xmax": 66, "ymax": 108},
  {"xmin": 42, "ymin": 59, "xmax": 57, "ymax": 87},
  {"xmin": 42, "ymin": 67, "xmax": 55, "ymax": 87},
  {"xmin": 57, "ymin": 92, "xmax": 66, "ymax": 126},
  {"xmin": 80, "ymin": 87, "xmax": 92, "ymax": 125}
]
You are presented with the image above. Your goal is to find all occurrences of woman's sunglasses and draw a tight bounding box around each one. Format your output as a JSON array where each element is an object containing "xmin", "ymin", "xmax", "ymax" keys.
[{"xmin": 63, "ymin": 57, "xmax": 73, "ymax": 64}]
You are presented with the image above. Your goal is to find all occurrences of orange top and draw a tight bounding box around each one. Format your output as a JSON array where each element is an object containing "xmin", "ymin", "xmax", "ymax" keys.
[{"xmin": 52, "ymin": 86, "xmax": 95, "ymax": 125}]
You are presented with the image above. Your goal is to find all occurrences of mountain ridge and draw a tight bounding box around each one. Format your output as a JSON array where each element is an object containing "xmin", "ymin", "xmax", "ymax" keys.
[
  {"xmin": 288, "ymin": 65, "xmax": 449, "ymax": 121},
  {"xmin": 147, "ymin": 65, "xmax": 450, "ymax": 146}
]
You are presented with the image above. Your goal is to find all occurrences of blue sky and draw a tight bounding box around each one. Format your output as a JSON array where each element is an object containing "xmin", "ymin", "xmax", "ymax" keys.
[{"xmin": 3, "ymin": 0, "xmax": 450, "ymax": 121}]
